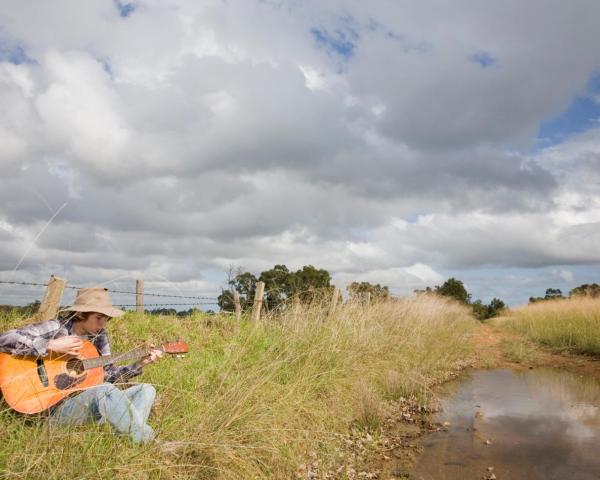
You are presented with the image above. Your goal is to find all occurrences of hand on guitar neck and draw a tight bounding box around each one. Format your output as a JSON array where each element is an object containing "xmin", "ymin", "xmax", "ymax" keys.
[
  {"xmin": 134, "ymin": 344, "xmax": 164, "ymax": 368},
  {"xmin": 48, "ymin": 336, "xmax": 164, "ymax": 368}
]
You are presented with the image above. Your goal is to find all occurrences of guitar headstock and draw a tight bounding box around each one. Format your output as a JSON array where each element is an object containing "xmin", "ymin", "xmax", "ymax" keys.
[{"xmin": 160, "ymin": 340, "xmax": 189, "ymax": 354}]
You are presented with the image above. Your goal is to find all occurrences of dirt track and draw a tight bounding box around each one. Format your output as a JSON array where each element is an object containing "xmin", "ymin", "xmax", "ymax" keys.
[
  {"xmin": 472, "ymin": 322, "xmax": 600, "ymax": 379},
  {"xmin": 366, "ymin": 322, "xmax": 600, "ymax": 480}
]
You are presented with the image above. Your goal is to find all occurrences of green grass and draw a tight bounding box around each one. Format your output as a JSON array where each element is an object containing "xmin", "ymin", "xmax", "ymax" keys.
[
  {"xmin": 0, "ymin": 296, "xmax": 475, "ymax": 479},
  {"xmin": 499, "ymin": 297, "xmax": 600, "ymax": 355},
  {"xmin": 500, "ymin": 339, "xmax": 537, "ymax": 364}
]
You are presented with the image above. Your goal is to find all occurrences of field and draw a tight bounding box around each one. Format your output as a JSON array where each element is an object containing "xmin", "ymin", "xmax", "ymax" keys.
[
  {"xmin": 0, "ymin": 296, "xmax": 475, "ymax": 479},
  {"xmin": 497, "ymin": 297, "xmax": 600, "ymax": 355}
]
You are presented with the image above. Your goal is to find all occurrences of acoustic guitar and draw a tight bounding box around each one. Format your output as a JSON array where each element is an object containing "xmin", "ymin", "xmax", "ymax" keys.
[{"xmin": 0, "ymin": 340, "xmax": 188, "ymax": 414}]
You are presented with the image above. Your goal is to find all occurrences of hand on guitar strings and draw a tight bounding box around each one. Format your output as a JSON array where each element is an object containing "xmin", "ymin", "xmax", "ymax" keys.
[
  {"xmin": 135, "ymin": 344, "xmax": 164, "ymax": 368},
  {"xmin": 47, "ymin": 336, "xmax": 84, "ymax": 357}
]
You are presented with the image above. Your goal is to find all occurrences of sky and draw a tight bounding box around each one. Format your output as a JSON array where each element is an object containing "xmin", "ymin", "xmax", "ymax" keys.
[{"xmin": 1, "ymin": 0, "xmax": 600, "ymax": 308}]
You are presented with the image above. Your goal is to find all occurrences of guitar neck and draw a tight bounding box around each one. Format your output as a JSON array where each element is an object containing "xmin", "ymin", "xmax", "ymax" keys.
[{"xmin": 82, "ymin": 347, "xmax": 151, "ymax": 370}]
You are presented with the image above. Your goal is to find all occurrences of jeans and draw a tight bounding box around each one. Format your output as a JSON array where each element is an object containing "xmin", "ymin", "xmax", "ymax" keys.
[{"xmin": 50, "ymin": 383, "xmax": 156, "ymax": 444}]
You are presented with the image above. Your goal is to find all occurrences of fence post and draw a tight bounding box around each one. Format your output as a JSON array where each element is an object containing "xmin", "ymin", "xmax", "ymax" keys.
[
  {"xmin": 251, "ymin": 282, "xmax": 265, "ymax": 322},
  {"xmin": 136, "ymin": 279, "xmax": 144, "ymax": 315},
  {"xmin": 365, "ymin": 292, "xmax": 371, "ymax": 308},
  {"xmin": 233, "ymin": 290, "xmax": 242, "ymax": 324},
  {"xmin": 328, "ymin": 287, "xmax": 340, "ymax": 318},
  {"xmin": 34, "ymin": 275, "xmax": 66, "ymax": 321}
]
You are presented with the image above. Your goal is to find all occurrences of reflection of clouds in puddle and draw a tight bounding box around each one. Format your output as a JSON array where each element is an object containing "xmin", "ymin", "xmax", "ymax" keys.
[
  {"xmin": 447, "ymin": 368, "xmax": 600, "ymax": 439},
  {"xmin": 418, "ymin": 368, "xmax": 600, "ymax": 479}
]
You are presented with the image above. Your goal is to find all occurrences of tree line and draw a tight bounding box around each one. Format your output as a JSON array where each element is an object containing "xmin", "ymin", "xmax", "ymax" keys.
[
  {"xmin": 218, "ymin": 264, "xmax": 392, "ymax": 312},
  {"xmin": 218, "ymin": 266, "xmax": 507, "ymax": 320},
  {"xmin": 529, "ymin": 283, "xmax": 600, "ymax": 303},
  {"xmin": 415, "ymin": 278, "xmax": 506, "ymax": 320}
]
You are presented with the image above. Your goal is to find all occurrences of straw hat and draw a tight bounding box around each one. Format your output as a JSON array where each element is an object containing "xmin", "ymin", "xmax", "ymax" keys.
[{"xmin": 66, "ymin": 287, "xmax": 125, "ymax": 318}]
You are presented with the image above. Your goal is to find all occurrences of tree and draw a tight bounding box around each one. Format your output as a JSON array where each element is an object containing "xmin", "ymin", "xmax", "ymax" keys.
[
  {"xmin": 470, "ymin": 298, "xmax": 506, "ymax": 320},
  {"xmin": 259, "ymin": 264, "xmax": 291, "ymax": 311},
  {"xmin": 419, "ymin": 277, "xmax": 505, "ymax": 320},
  {"xmin": 486, "ymin": 298, "xmax": 506, "ymax": 317},
  {"xmin": 347, "ymin": 281, "xmax": 390, "ymax": 302},
  {"xmin": 287, "ymin": 265, "xmax": 332, "ymax": 302},
  {"xmin": 570, "ymin": 283, "xmax": 600, "ymax": 298},
  {"xmin": 218, "ymin": 264, "xmax": 333, "ymax": 312},
  {"xmin": 544, "ymin": 288, "xmax": 564, "ymax": 300},
  {"xmin": 218, "ymin": 271, "xmax": 258, "ymax": 312},
  {"xmin": 471, "ymin": 300, "xmax": 487, "ymax": 320},
  {"xmin": 435, "ymin": 278, "xmax": 471, "ymax": 304},
  {"xmin": 414, "ymin": 286, "xmax": 433, "ymax": 295}
]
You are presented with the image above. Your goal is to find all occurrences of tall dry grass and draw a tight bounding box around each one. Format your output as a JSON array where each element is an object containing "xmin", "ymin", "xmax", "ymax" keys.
[
  {"xmin": 0, "ymin": 295, "xmax": 474, "ymax": 479},
  {"xmin": 499, "ymin": 297, "xmax": 600, "ymax": 355}
]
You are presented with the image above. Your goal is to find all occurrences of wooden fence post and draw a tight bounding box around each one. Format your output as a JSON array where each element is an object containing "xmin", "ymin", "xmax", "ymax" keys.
[
  {"xmin": 251, "ymin": 282, "xmax": 265, "ymax": 322},
  {"xmin": 233, "ymin": 290, "xmax": 242, "ymax": 324},
  {"xmin": 34, "ymin": 275, "xmax": 66, "ymax": 321},
  {"xmin": 136, "ymin": 279, "xmax": 144, "ymax": 315},
  {"xmin": 365, "ymin": 292, "xmax": 371, "ymax": 308},
  {"xmin": 328, "ymin": 287, "xmax": 340, "ymax": 318}
]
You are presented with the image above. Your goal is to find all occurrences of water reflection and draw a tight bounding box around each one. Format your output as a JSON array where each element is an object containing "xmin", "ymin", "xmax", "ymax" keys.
[{"xmin": 412, "ymin": 368, "xmax": 600, "ymax": 480}]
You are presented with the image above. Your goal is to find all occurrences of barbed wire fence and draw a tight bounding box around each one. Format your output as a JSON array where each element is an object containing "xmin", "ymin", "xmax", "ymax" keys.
[
  {"xmin": 0, "ymin": 278, "xmax": 222, "ymax": 318},
  {"xmin": 0, "ymin": 276, "xmax": 439, "ymax": 324}
]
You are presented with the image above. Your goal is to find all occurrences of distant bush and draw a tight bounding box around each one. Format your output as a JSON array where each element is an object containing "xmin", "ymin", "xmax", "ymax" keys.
[
  {"xmin": 570, "ymin": 283, "xmax": 600, "ymax": 298},
  {"xmin": 416, "ymin": 278, "xmax": 506, "ymax": 321}
]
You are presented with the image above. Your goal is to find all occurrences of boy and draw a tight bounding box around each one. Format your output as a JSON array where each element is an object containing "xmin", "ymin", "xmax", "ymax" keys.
[{"xmin": 0, "ymin": 287, "xmax": 162, "ymax": 444}]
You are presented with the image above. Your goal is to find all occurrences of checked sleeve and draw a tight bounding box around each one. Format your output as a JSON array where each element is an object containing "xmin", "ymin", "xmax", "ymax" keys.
[{"xmin": 0, "ymin": 320, "xmax": 67, "ymax": 357}]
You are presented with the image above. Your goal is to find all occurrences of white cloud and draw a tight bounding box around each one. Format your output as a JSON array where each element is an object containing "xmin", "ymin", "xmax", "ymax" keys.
[{"xmin": 1, "ymin": 1, "xmax": 600, "ymax": 306}]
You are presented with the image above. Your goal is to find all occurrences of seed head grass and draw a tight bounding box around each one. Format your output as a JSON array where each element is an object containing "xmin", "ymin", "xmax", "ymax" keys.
[
  {"xmin": 0, "ymin": 295, "xmax": 474, "ymax": 479},
  {"xmin": 498, "ymin": 297, "xmax": 600, "ymax": 355}
]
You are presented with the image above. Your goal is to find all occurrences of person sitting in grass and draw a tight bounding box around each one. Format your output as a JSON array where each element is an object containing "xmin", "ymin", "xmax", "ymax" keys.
[{"xmin": 0, "ymin": 287, "xmax": 162, "ymax": 444}]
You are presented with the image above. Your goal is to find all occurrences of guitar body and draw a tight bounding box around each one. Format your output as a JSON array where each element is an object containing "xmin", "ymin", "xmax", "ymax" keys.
[{"xmin": 0, "ymin": 340, "xmax": 104, "ymax": 414}]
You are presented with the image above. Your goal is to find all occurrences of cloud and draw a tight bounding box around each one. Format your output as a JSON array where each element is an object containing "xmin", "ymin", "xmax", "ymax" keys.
[{"xmin": 1, "ymin": 1, "xmax": 600, "ymax": 307}]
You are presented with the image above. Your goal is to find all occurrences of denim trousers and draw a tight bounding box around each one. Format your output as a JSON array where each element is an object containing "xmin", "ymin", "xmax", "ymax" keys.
[{"xmin": 50, "ymin": 383, "xmax": 156, "ymax": 444}]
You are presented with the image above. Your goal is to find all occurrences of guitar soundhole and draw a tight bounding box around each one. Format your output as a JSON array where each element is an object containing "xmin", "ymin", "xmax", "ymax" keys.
[
  {"xmin": 65, "ymin": 358, "xmax": 84, "ymax": 376},
  {"xmin": 53, "ymin": 359, "xmax": 87, "ymax": 390}
]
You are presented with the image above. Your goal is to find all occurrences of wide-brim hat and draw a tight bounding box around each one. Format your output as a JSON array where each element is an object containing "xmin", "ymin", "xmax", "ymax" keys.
[{"xmin": 65, "ymin": 287, "xmax": 126, "ymax": 318}]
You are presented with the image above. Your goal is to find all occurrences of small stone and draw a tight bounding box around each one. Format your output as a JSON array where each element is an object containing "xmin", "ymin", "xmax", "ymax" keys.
[
  {"xmin": 487, "ymin": 467, "xmax": 494, "ymax": 472},
  {"xmin": 484, "ymin": 439, "xmax": 492, "ymax": 445}
]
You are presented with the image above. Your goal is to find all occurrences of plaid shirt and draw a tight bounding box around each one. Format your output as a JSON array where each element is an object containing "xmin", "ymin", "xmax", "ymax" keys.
[{"xmin": 0, "ymin": 318, "xmax": 142, "ymax": 383}]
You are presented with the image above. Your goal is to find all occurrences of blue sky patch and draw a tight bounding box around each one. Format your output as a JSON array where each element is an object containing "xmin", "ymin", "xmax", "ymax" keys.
[
  {"xmin": 97, "ymin": 57, "xmax": 115, "ymax": 79},
  {"xmin": 0, "ymin": 44, "xmax": 35, "ymax": 65},
  {"xmin": 367, "ymin": 18, "xmax": 432, "ymax": 54},
  {"xmin": 470, "ymin": 51, "xmax": 496, "ymax": 68},
  {"xmin": 537, "ymin": 72, "xmax": 600, "ymax": 147},
  {"xmin": 311, "ymin": 26, "xmax": 358, "ymax": 60},
  {"xmin": 114, "ymin": 0, "xmax": 136, "ymax": 18}
]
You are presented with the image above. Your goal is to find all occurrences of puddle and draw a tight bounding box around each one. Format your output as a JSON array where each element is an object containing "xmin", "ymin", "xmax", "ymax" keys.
[{"xmin": 412, "ymin": 368, "xmax": 600, "ymax": 480}]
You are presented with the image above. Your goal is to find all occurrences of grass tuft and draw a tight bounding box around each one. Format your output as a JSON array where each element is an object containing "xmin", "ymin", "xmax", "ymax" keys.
[{"xmin": 499, "ymin": 297, "xmax": 600, "ymax": 355}]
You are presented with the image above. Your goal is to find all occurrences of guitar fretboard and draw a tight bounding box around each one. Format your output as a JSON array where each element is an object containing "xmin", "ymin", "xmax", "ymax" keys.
[{"xmin": 81, "ymin": 348, "xmax": 148, "ymax": 370}]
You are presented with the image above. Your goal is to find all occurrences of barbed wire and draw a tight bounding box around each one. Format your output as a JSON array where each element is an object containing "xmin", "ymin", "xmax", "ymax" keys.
[
  {"xmin": 114, "ymin": 302, "xmax": 219, "ymax": 307},
  {"xmin": 0, "ymin": 280, "xmax": 48, "ymax": 288},
  {"xmin": 0, "ymin": 280, "xmax": 219, "ymax": 301}
]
